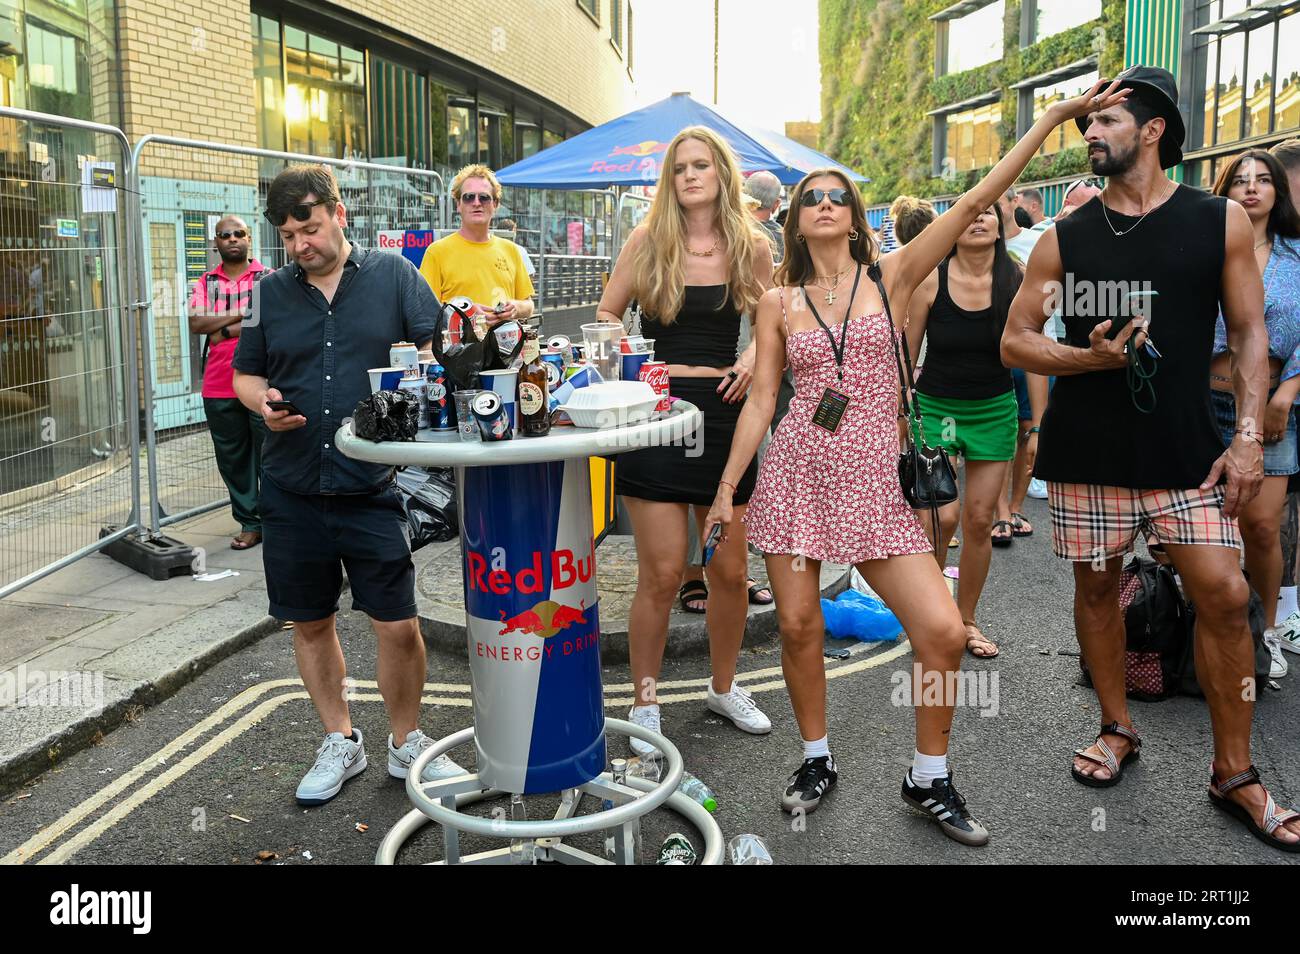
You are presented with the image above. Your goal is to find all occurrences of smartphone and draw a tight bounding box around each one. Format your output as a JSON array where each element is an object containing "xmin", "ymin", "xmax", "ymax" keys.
[
  {"xmin": 701, "ymin": 523, "xmax": 724, "ymax": 566},
  {"xmin": 266, "ymin": 399, "xmax": 304, "ymax": 416},
  {"xmin": 1104, "ymin": 290, "xmax": 1158, "ymax": 340}
]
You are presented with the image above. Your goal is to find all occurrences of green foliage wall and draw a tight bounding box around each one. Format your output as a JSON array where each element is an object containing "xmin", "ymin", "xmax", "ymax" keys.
[{"xmin": 821, "ymin": 0, "xmax": 1126, "ymax": 203}]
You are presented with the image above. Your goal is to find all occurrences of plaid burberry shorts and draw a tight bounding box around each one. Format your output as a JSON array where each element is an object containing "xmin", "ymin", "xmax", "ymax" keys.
[{"xmin": 1047, "ymin": 483, "xmax": 1241, "ymax": 562}]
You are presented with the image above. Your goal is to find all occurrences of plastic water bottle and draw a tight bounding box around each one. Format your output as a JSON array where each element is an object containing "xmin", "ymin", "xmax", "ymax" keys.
[
  {"xmin": 678, "ymin": 771, "xmax": 718, "ymax": 813},
  {"xmin": 727, "ymin": 834, "xmax": 774, "ymax": 865},
  {"xmin": 628, "ymin": 756, "xmax": 662, "ymax": 782},
  {"xmin": 656, "ymin": 833, "xmax": 698, "ymax": 865}
]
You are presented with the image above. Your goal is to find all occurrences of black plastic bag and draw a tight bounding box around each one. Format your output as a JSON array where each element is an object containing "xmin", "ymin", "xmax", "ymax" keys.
[
  {"xmin": 395, "ymin": 466, "xmax": 457, "ymax": 551},
  {"xmin": 432, "ymin": 298, "xmax": 524, "ymax": 392},
  {"xmin": 353, "ymin": 389, "xmax": 420, "ymax": 442}
]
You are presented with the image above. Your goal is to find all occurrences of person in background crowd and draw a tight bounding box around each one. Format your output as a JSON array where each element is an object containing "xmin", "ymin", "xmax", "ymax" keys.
[
  {"xmin": 1003, "ymin": 67, "xmax": 1300, "ymax": 852},
  {"xmin": 188, "ymin": 215, "xmax": 268, "ymax": 551},
  {"xmin": 1016, "ymin": 187, "xmax": 1046, "ymax": 227},
  {"xmin": 597, "ymin": 126, "xmax": 776, "ymax": 756},
  {"xmin": 744, "ymin": 171, "xmax": 785, "ymax": 263},
  {"xmin": 999, "ymin": 187, "xmax": 1040, "ymax": 265},
  {"xmin": 419, "ymin": 164, "xmax": 533, "ymax": 326},
  {"xmin": 1269, "ymin": 138, "xmax": 1300, "ymax": 644},
  {"xmin": 891, "ymin": 195, "xmax": 936, "ymax": 246},
  {"xmin": 1209, "ymin": 149, "xmax": 1300, "ymax": 675},
  {"xmin": 233, "ymin": 164, "xmax": 466, "ymax": 807},
  {"xmin": 497, "ymin": 218, "xmax": 536, "ymax": 278}
]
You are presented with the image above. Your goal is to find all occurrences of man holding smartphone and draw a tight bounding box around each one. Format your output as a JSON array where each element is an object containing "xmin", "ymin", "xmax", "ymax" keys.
[
  {"xmin": 1002, "ymin": 68, "xmax": 1300, "ymax": 851},
  {"xmin": 233, "ymin": 164, "xmax": 466, "ymax": 806}
]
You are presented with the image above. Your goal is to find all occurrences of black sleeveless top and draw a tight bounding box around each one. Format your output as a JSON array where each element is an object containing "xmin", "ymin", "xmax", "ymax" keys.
[
  {"xmin": 1034, "ymin": 186, "xmax": 1227, "ymax": 489},
  {"xmin": 916, "ymin": 260, "xmax": 1013, "ymax": 400},
  {"xmin": 640, "ymin": 284, "xmax": 742, "ymax": 367}
]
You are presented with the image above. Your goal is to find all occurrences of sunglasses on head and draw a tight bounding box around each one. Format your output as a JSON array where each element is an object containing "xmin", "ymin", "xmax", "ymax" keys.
[
  {"xmin": 460, "ymin": 192, "xmax": 495, "ymax": 205},
  {"xmin": 1064, "ymin": 177, "xmax": 1104, "ymax": 197},
  {"xmin": 263, "ymin": 199, "xmax": 328, "ymax": 228},
  {"xmin": 800, "ymin": 188, "xmax": 850, "ymax": 207},
  {"xmin": 217, "ymin": 229, "xmax": 247, "ymax": 240}
]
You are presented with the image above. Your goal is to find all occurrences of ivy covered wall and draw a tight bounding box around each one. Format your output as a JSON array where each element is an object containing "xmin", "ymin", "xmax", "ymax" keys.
[{"xmin": 821, "ymin": 0, "xmax": 1126, "ymax": 203}]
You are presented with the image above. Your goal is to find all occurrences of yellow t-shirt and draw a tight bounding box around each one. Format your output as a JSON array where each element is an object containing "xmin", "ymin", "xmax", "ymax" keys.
[{"xmin": 418, "ymin": 233, "xmax": 534, "ymax": 306}]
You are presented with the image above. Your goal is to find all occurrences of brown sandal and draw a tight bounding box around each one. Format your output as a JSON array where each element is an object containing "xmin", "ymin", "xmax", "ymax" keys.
[
  {"xmin": 963, "ymin": 622, "xmax": 999, "ymax": 659},
  {"xmin": 1208, "ymin": 764, "xmax": 1300, "ymax": 853},
  {"xmin": 1071, "ymin": 721, "xmax": 1141, "ymax": 788}
]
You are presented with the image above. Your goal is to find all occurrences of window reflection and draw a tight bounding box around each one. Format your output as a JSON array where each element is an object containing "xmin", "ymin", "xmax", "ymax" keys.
[
  {"xmin": 1033, "ymin": 70, "xmax": 1097, "ymax": 155},
  {"xmin": 1244, "ymin": 22, "xmax": 1274, "ymax": 138},
  {"xmin": 285, "ymin": 27, "xmax": 367, "ymax": 159},
  {"xmin": 945, "ymin": 0, "xmax": 1004, "ymax": 74},
  {"xmin": 1215, "ymin": 29, "xmax": 1245, "ymax": 145},
  {"xmin": 1034, "ymin": 0, "xmax": 1102, "ymax": 43},
  {"xmin": 1277, "ymin": 15, "xmax": 1300, "ymax": 133},
  {"xmin": 944, "ymin": 101, "xmax": 1001, "ymax": 172},
  {"xmin": 448, "ymin": 103, "xmax": 473, "ymax": 169}
]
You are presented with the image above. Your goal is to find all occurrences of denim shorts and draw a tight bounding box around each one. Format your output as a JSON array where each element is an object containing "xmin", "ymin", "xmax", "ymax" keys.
[{"xmin": 1210, "ymin": 389, "xmax": 1298, "ymax": 477}]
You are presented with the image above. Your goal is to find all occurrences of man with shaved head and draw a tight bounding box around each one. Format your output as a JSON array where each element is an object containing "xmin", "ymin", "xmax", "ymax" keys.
[{"xmin": 188, "ymin": 214, "xmax": 270, "ymax": 550}]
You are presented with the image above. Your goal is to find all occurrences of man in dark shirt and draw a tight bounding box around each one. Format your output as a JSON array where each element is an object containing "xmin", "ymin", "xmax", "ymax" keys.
[
  {"xmin": 233, "ymin": 164, "xmax": 465, "ymax": 806},
  {"xmin": 1003, "ymin": 68, "xmax": 1300, "ymax": 851}
]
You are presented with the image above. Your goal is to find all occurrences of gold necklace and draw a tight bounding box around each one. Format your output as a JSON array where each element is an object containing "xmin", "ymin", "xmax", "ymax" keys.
[
  {"xmin": 813, "ymin": 265, "xmax": 851, "ymax": 305},
  {"xmin": 685, "ymin": 238, "xmax": 719, "ymax": 257}
]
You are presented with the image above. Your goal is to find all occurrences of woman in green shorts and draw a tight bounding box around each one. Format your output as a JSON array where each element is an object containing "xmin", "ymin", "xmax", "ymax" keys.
[{"xmin": 904, "ymin": 205, "xmax": 1032, "ymax": 658}]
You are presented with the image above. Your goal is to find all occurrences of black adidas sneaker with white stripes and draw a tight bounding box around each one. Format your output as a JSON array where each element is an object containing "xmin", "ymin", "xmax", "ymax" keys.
[
  {"xmin": 782, "ymin": 756, "xmax": 837, "ymax": 814},
  {"xmin": 901, "ymin": 770, "xmax": 990, "ymax": 846}
]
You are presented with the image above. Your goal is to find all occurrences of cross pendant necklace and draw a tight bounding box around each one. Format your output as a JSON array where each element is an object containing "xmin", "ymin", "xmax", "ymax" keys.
[{"xmin": 824, "ymin": 289, "xmax": 836, "ymax": 305}]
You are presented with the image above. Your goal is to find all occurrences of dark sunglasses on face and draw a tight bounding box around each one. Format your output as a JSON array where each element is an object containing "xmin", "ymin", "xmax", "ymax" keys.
[
  {"xmin": 800, "ymin": 188, "xmax": 849, "ymax": 207},
  {"xmin": 263, "ymin": 199, "xmax": 327, "ymax": 228},
  {"xmin": 217, "ymin": 229, "xmax": 248, "ymax": 240},
  {"xmin": 460, "ymin": 192, "xmax": 495, "ymax": 205}
]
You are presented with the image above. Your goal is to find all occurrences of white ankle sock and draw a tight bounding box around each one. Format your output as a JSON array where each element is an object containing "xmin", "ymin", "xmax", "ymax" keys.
[
  {"xmin": 802, "ymin": 735, "xmax": 831, "ymax": 760},
  {"xmin": 1277, "ymin": 586, "xmax": 1298, "ymax": 625},
  {"xmin": 911, "ymin": 750, "xmax": 949, "ymax": 787}
]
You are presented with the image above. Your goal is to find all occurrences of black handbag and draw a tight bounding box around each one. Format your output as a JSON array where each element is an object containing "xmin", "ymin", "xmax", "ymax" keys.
[{"xmin": 866, "ymin": 261, "xmax": 958, "ymax": 521}]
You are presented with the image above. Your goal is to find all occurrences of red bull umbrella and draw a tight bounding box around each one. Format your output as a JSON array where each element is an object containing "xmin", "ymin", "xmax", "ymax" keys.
[{"xmin": 496, "ymin": 92, "xmax": 868, "ymax": 189}]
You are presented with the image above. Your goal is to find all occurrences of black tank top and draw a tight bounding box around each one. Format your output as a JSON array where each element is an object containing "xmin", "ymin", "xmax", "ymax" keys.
[
  {"xmin": 916, "ymin": 260, "xmax": 1013, "ymax": 400},
  {"xmin": 1034, "ymin": 185, "xmax": 1227, "ymax": 489},
  {"xmin": 641, "ymin": 284, "xmax": 741, "ymax": 367}
]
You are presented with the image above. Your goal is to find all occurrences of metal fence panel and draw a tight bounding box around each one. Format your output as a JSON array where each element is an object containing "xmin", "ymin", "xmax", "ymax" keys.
[
  {"xmin": 0, "ymin": 107, "xmax": 138, "ymax": 598},
  {"xmin": 130, "ymin": 137, "xmax": 445, "ymax": 532}
]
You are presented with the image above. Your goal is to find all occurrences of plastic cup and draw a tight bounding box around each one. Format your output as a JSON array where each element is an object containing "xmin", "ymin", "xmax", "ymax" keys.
[
  {"xmin": 369, "ymin": 366, "xmax": 405, "ymax": 393},
  {"xmin": 581, "ymin": 322, "xmax": 623, "ymax": 382},
  {"xmin": 454, "ymin": 390, "xmax": 483, "ymax": 442},
  {"xmin": 479, "ymin": 368, "xmax": 519, "ymax": 431}
]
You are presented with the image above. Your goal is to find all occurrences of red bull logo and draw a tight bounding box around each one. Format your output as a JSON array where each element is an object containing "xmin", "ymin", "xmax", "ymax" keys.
[
  {"xmin": 610, "ymin": 140, "xmax": 668, "ymax": 158},
  {"xmin": 466, "ymin": 546, "xmax": 594, "ymax": 595},
  {"xmin": 499, "ymin": 599, "xmax": 588, "ymax": 637}
]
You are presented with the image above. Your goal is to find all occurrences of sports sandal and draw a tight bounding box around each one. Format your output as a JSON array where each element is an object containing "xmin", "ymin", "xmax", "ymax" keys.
[
  {"xmin": 1071, "ymin": 721, "xmax": 1141, "ymax": 788},
  {"xmin": 1208, "ymin": 764, "xmax": 1300, "ymax": 853},
  {"xmin": 991, "ymin": 520, "xmax": 1014, "ymax": 547},
  {"xmin": 746, "ymin": 578, "xmax": 773, "ymax": 605},
  {"xmin": 1010, "ymin": 512, "xmax": 1033, "ymax": 537},
  {"xmin": 678, "ymin": 580, "xmax": 708, "ymax": 615}
]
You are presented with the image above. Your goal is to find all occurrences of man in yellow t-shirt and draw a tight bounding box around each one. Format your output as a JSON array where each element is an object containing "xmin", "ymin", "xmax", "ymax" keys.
[{"xmin": 420, "ymin": 163, "xmax": 534, "ymax": 327}]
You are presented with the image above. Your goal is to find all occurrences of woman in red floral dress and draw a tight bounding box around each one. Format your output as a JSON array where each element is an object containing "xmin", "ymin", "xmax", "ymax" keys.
[{"xmin": 705, "ymin": 79, "xmax": 1130, "ymax": 844}]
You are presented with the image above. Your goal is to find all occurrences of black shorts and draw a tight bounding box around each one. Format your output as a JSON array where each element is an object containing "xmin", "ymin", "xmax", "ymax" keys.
[
  {"xmin": 260, "ymin": 476, "xmax": 416, "ymax": 623},
  {"xmin": 614, "ymin": 376, "xmax": 757, "ymax": 506}
]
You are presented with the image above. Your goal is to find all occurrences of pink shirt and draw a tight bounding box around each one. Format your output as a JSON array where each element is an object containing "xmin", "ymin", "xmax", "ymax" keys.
[{"xmin": 189, "ymin": 260, "xmax": 267, "ymax": 399}]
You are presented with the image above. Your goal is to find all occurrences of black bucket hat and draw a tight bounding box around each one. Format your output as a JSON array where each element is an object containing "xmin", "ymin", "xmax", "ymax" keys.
[{"xmin": 1074, "ymin": 66, "xmax": 1185, "ymax": 169}]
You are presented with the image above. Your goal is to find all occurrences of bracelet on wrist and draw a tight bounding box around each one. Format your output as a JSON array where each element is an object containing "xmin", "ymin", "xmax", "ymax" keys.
[{"xmin": 718, "ymin": 479, "xmax": 737, "ymax": 493}]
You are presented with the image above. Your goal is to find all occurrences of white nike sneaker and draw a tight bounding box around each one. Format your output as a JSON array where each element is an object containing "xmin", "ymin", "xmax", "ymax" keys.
[
  {"xmin": 296, "ymin": 729, "xmax": 367, "ymax": 805},
  {"xmin": 706, "ymin": 681, "xmax": 772, "ymax": 734},
  {"xmin": 388, "ymin": 730, "xmax": 469, "ymax": 783},
  {"xmin": 1274, "ymin": 611, "xmax": 1300, "ymax": 656},
  {"xmin": 627, "ymin": 705, "xmax": 662, "ymax": 758},
  {"xmin": 1264, "ymin": 628, "xmax": 1288, "ymax": 678},
  {"xmin": 1027, "ymin": 478, "xmax": 1048, "ymax": 499}
]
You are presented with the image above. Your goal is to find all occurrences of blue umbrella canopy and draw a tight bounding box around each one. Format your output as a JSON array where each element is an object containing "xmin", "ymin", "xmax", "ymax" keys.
[{"xmin": 496, "ymin": 92, "xmax": 866, "ymax": 189}]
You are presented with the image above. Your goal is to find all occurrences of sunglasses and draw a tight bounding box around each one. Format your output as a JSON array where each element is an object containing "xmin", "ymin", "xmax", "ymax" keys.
[
  {"xmin": 1064, "ymin": 177, "xmax": 1104, "ymax": 197},
  {"xmin": 800, "ymin": 188, "xmax": 850, "ymax": 207},
  {"xmin": 217, "ymin": 229, "xmax": 248, "ymax": 240},
  {"xmin": 460, "ymin": 192, "xmax": 496, "ymax": 205},
  {"xmin": 263, "ymin": 199, "xmax": 328, "ymax": 228}
]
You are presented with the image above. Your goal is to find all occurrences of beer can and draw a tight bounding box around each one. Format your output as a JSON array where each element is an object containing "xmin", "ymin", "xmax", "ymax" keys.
[
  {"xmin": 444, "ymin": 296, "xmax": 477, "ymax": 345},
  {"xmin": 397, "ymin": 376, "xmax": 427, "ymax": 423},
  {"xmin": 639, "ymin": 360, "xmax": 670, "ymax": 413},
  {"xmin": 546, "ymin": 335, "xmax": 572, "ymax": 365},
  {"xmin": 492, "ymin": 319, "xmax": 522, "ymax": 357},
  {"xmin": 472, "ymin": 390, "xmax": 514, "ymax": 441},
  {"xmin": 389, "ymin": 341, "xmax": 419, "ymax": 376},
  {"xmin": 620, "ymin": 350, "xmax": 652, "ymax": 383},
  {"xmin": 542, "ymin": 349, "xmax": 566, "ymax": 391},
  {"xmin": 425, "ymin": 361, "xmax": 456, "ymax": 431}
]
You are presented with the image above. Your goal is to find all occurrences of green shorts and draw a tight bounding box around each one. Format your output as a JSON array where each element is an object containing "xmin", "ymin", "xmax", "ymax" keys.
[{"xmin": 913, "ymin": 390, "xmax": 1018, "ymax": 462}]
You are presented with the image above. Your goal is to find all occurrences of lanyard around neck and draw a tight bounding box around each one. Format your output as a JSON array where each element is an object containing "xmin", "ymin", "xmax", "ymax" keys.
[{"xmin": 801, "ymin": 262, "xmax": 861, "ymax": 382}]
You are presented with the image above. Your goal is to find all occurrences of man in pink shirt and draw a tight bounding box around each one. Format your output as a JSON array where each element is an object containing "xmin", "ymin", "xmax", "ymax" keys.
[{"xmin": 188, "ymin": 215, "xmax": 269, "ymax": 550}]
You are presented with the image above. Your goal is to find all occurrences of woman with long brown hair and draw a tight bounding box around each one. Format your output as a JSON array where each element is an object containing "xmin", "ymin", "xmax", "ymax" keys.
[
  {"xmin": 1209, "ymin": 148, "xmax": 1300, "ymax": 675},
  {"xmin": 596, "ymin": 126, "xmax": 775, "ymax": 755},
  {"xmin": 704, "ymin": 81, "xmax": 1129, "ymax": 842}
]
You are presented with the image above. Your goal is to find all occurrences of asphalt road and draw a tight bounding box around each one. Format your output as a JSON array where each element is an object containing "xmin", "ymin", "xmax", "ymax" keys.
[{"xmin": 2, "ymin": 496, "xmax": 1299, "ymax": 866}]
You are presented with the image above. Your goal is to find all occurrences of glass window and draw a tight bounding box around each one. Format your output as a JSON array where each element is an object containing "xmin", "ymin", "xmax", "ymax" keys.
[
  {"xmin": 517, "ymin": 124, "xmax": 541, "ymax": 160},
  {"xmin": 371, "ymin": 57, "xmax": 429, "ymax": 168},
  {"xmin": 1199, "ymin": 36, "xmax": 1218, "ymax": 148},
  {"xmin": 943, "ymin": 101, "xmax": 1001, "ymax": 172},
  {"xmin": 626, "ymin": 3, "xmax": 634, "ymax": 74},
  {"xmin": 447, "ymin": 102, "xmax": 474, "ymax": 169},
  {"xmin": 1244, "ymin": 22, "xmax": 1274, "ymax": 139},
  {"xmin": 251, "ymin": 14, "xmax": 284, "ymax": 152},
  {"xmin": 1277, "ymin": 14, "xmax": 1300, "ymax": 134},
  {"xmin": 944, "ymin": 1, "xmax": 1004, "ymax": 75},
  {"xmin": 1031, "ymin": 70, "xmax": 1097, "ymax": 156},
  {"xmin": 610, "ymin": 0, "xmax": 623, "ymax": 50},
  {"xmin": 24, "ymin": 19, "xmax": 88, "ymax": 116},
  {"xmin": 1034, "ymin": 0, "xmax": 1102, "ymax": 42},
  {"xmin": 577, "ymin": 0, "xmax": 598, "ymax": 21},
  {"xmin": 285, "ymin": 25, "xmax": 367, "ymax": 159},
  {"xmin": 479, "ymin": 110, "xmax": 503, "ymax": 167},
  {"xmin": 1215, "ymin": 29, "xmax": 1246, "ymax": 145},
  {"xmin": 1, "ymin": 0, "xmax": 23, "ymax": 110},
  {"xmin": 543, "ymin": 126, "xmax": 563, "ymax": 150}
]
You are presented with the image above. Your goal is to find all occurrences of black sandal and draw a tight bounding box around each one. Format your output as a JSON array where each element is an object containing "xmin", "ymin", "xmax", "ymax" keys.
[
  {"xmin": 1071, "ymin": 721, "xmax": 1141, "ymax": 788},
  {"xmin": 1208, "ymin": 764, "xmax": 1300, "ymax": 853},
  {"xmin": 746, "ymin": 578, "xmax": 773, "ymax": 605},
  {"xmin": 1010, "ymin": 512, "xmax": 1033, "ymax": 537},
  {"xmin": 991, "ymin": 520, "xmax": 1014, "ymax": 547},
  {"xmin": 678, "ymin": 580, "xmax": 708, "ymax": 615}
]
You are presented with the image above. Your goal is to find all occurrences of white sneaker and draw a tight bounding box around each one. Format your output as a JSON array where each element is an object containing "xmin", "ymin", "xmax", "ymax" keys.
[
  {"xmin": 1027, "ymin": 478, "xmax": 1048, "ymax": 499},
  {"xmin": 388, "ymin": 730, "xmax": 469, "ymax": 783},
  {"xmin": 706, "ymin": 681, "xmax": 772, "ymax": 734},
  {"xmin": 627, "ymin": 705, "xmax": 662, "ymax": 758},
  {"xmin": 1264, "ymin": 629, "xmax": 1288, "ymax": 678},
  {"xmin": 1275, "ymin": 611, "xmax": 1300, "ymax": 656},
  {"xmin": 296, "ymin": 729, "xmax": 367, "ymax": 805}
]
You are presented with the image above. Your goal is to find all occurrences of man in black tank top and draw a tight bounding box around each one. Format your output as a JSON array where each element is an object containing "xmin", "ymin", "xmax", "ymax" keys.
[{"xmin": 1002, "ymin": 67, "xmax": 1300, "ymax": 851}]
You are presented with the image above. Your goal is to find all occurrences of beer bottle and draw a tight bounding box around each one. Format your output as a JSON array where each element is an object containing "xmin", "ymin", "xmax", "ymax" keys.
[{"xmin": 517, "ymin": 330, "xmax": 551, "ymax": 437}]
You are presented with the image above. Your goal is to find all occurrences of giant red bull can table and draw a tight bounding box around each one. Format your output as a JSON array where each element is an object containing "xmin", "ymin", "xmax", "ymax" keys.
[{"xmin": 336, "ymin": 400, "xmax": 724, "ymax": 864}]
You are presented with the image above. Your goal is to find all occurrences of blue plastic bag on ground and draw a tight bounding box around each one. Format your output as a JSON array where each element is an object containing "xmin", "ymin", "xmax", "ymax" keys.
[{"xmin": 821, "ymin": 589, "xmax": 904, "ymax": 642}]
